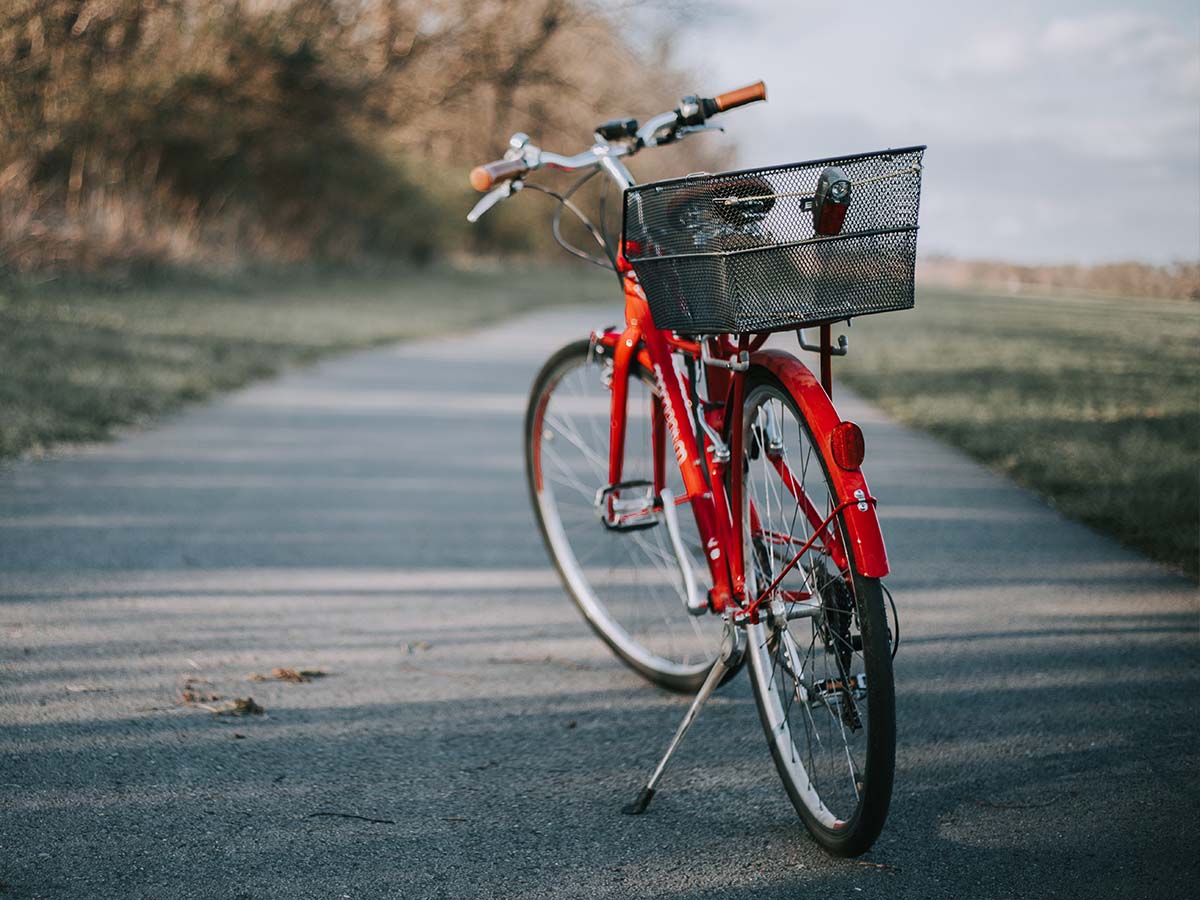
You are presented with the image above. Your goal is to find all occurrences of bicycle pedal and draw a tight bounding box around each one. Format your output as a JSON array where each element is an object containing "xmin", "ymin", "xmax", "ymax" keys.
[
  {"xmin": 597, "ymin": 480, "xmax": 659, "ymax": 532},
  {"xmin": 814, "ymin": 673, "xmax": 867, "ymax": 696},
  {"xmin": 813, "ymin": 674, "xmax": 865, "ymax": 729}
]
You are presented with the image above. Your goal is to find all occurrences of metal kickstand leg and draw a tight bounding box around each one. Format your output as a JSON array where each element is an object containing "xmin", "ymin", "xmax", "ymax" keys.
[{"xmin": 622, "ymin": 618, "xmax": 745, "ymax": 815}]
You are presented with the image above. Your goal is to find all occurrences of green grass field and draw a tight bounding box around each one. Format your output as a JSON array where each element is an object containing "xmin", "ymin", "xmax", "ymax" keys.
[
  {"xmin": 838, "ymin": 286, "xmax": 1199, "ymax": 578},
  {"xmin": 2, "ymin": 271, "xmax": 1195, "ymax": 577},
  {"xmin": 0, "ymin": 265, "xmax": 614, "ymax": 459}
]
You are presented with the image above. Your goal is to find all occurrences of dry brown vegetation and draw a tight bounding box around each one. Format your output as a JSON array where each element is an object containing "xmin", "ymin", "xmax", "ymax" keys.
[
  {"xmin": 0, "ymin": 0, "xmax": 723, "ymax": 274},
  {"xmin": 920, "ymin": 256, "xmax": 1200, "ymax": 301}
]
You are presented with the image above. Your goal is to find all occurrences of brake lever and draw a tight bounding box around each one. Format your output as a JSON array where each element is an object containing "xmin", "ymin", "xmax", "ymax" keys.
[
  {"xmin": 676, "ymin": 124, "xmax": 725, "ymax": 137},
  {"xmin": 466, "ymin": 180, "xmax": 520, "ymax": 223},
  {"xmin": 644, "ymin": 122, "xmax": 725, "ymax": 148}
]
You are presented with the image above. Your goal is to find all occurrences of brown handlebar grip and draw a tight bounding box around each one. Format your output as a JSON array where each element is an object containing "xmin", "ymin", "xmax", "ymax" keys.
[
  {"xmin": 713, "ymin": 80, "xmax": 767, "ymax": 112},
  {"xmin": 469, "ymin": 159, "xmax": 528, "ymax": 192}
]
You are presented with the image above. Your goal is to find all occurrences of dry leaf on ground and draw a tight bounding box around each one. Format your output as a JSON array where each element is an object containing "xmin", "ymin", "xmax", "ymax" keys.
[
  {"xmin": 180, "ymin": 678, "xmax": 221, "ymax": 705},
  {"xmin": 214, "ymin": 697, "xmax": 265, "ymax": 716},
  {"xmin": 249, "ymin": 667, "xmax": 329, "ymax": 683},
  {"xmin": 856, "ymin": 861, "xmax": 900, "ymax": 873}
]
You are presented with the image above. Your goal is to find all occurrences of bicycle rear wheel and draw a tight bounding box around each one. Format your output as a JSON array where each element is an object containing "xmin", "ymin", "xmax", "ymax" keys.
[
  {"xmin": 740, "ymin": 371, "xmax": 895, "ymax": 857},
  {"xmin": 525, "ymin": 340, "xmax": 726, "ymax": 693}
]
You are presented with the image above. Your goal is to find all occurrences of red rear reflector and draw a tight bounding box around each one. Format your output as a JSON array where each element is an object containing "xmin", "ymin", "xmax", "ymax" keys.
[{"xmin": 830, "ymin": 421, "xmax": 865, "ymax": 470}]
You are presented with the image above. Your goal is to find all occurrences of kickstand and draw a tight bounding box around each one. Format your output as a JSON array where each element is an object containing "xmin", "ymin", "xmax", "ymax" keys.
[{"xmin": 622, "ymin": 619, "xmax": 745, "ymax": 815}]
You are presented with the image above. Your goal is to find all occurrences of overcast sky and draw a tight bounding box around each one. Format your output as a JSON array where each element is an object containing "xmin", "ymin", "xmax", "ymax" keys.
[{"xmin": 654, "ymin": 0, "xmax": 1199, "ymax": 264}]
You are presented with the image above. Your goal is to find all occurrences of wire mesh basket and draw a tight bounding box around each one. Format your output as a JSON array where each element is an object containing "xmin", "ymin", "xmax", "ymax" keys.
[{"xmin": 621, "ymin": 146, "xmax": 925, "ymax": 334}]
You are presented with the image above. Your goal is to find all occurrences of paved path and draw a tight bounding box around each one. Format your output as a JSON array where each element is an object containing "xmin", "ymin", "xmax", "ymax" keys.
[{"xmin": 1, "ymin": 308, "xmax": 1196, "ymax": 900}]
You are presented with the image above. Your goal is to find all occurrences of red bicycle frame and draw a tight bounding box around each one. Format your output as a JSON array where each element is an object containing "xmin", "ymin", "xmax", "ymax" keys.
[{"xmin": 592, "ymin": 250, "xmax": 890, "ymax": 616}]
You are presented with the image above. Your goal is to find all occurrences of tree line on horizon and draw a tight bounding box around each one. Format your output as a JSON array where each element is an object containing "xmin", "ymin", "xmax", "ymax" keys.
[{"xmin": 920, "ymin": 257, "xmax": 1199, "ymax": 302}]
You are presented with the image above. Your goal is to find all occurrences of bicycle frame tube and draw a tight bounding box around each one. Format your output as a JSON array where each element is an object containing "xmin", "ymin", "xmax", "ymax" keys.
[
  {"xmin": 590, "ymin": 157, "xmax": 887, "ymax": 610},
  {"xmin": 651, "ymin": 396, "xmax": 667, "ymax": 492},
  {"xmin": 596, "ymin": 322, "xmax": 889, "ymax": 596},
  {"xmin": 766, "ymin": 452, "xmax": 850, "ymax": 572},
  {"xmin": 607, "ymin": 323, "xmax": 639, "ymax": 488},
  {"xmin": 596, "ymin": 271, "xmax": 739, "ymax": 612}
]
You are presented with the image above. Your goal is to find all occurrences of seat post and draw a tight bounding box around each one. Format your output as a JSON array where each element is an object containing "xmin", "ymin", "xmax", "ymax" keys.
[{"xmin": 820, "ymin": 323, "xmax": 833, "ymax": 397}]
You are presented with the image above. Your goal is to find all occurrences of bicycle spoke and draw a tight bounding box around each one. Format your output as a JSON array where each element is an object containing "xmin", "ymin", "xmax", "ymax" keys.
[
  {"xmin": 544, "ymin": 411, "xmax": 608, "ymax": 477},
  {"xmin": 542, "ymin": 444, "xmax": 598, "ymax": 501}
]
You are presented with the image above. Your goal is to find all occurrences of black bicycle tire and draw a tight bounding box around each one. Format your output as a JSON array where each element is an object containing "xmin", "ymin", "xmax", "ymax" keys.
[{"xmin": 741, "ymin": 369, "xmax": 895, "ymax": 856}]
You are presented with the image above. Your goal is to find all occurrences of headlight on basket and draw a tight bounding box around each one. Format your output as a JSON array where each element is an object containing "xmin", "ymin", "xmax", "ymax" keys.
[{"xmin": 813, "ymin": 166, "xmax": 852, "ymax": 236}]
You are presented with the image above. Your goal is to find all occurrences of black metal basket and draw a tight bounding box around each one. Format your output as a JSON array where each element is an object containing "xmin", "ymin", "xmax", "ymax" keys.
[{"xmin": 621, "ymin": 146, "xmax": 925, "ymax": 334}]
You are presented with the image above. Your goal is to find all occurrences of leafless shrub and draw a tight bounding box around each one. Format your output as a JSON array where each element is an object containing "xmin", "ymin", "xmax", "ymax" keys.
[{"xmin": 0, "ymin": 0, "xmax": 723, "ymax": 273}]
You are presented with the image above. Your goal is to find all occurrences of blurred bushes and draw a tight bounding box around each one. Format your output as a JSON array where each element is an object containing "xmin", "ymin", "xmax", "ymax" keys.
[
  {"xmin": 0, "ymin": 0, "xmax": 722, "ymax": 274},
  {"xmin": 920, "ymin": 256, "xmax": 1200, "ymax": 301}
]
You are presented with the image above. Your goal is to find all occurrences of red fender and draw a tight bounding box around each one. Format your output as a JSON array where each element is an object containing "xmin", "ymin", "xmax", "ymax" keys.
[{"xmin": 750, "ymin": 349, "xmax": 890, "ymax": 579}]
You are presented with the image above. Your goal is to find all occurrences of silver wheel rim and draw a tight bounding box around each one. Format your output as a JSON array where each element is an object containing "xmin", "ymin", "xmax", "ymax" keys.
[
  {"xmin": 533, "ymin": 351, "xmax": 722, "ymax": 678},
  {"xmin": 742, "ymin": 382, "xmax": 871, "ymax": 828}
]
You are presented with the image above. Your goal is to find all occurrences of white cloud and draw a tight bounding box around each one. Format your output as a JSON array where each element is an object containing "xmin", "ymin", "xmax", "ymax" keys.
[
  {"xmin": 662, "ymin": 0, "xmax": 1200, "ymax": 263},
  {"xmin": 1173, "ymin": 45, "xmax": 1200, "ymax": 93},
  {"xmin": 1041, "ymin": 10, "xmax": 1197, "ymax": 76},
  {"xmin": 953, "ymin": 30, "xmax": 1029, "ymax": 75},
  {"xmin": 1041, "ymin": 11, "xmax": 1157, "ymax": 54}
]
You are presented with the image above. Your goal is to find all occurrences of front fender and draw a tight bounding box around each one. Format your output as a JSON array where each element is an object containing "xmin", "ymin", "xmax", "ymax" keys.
[{"xmin": 750, "ymin": 349, "xmax": 890, "ymax": 579}]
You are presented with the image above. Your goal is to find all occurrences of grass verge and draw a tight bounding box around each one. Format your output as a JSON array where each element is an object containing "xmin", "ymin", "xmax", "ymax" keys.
[
  {"xmin": 0, "ymin": 264, "xmax": 613, "ymax": 459},
  {"xmin": 4, "ymin": 271, "xmax": 1195, "ymax": 576},
  {"xmin": 838, "ymin": 286, "xmax": 1199, "ymax": 578}
]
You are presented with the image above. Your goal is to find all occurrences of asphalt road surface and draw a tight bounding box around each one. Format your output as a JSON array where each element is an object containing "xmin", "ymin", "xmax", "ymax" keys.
[{"xmin": 1, "ymin": 308, "xmax": 1197, "ymax": 900}]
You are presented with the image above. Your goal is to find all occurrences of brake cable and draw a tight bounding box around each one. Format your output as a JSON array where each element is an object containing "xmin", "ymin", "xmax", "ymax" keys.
[
  {"xmin": 522, "ymin": 168, "xmax": 617, "ymax": 271},
  {"xmin": 881, "ymin": 581, "xmax": 901, "ymax": 660},
  {"xmin": 598, "ymin": 175, "xmax": 614, "ymax": 262}
]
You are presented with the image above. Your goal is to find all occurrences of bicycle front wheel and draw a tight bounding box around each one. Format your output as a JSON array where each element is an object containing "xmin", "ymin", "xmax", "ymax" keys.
[
  {"xmin": 525, "ymin": 340, "xmax": 725, "ymax": 693},
  {"xmin": 740, "ymin": 371, "xmax": 895, "ymax": 857}
]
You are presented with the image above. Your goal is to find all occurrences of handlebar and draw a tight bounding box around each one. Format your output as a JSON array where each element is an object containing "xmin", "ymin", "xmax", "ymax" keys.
[
  {"xmin": 468, "ymin": 81, "xmax": 767, "ymax": 193},
  {"xmin": 469, "ymin": 158, "xmax": 529, "ymax": 192},
  {"xmin": 712, "ymin": 80, "xmax": 766, "ymax": 113}
]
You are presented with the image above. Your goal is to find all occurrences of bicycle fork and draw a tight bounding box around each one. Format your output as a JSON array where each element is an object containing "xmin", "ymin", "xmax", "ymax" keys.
[{"xmin": 622, "ymin": 616, "xmax": 746, "ymax": 815}]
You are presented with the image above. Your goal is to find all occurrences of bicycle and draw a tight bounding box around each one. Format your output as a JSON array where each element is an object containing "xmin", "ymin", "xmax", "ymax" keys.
[{"xmin": 467, "ymin": 81, "xmax": 924, "ymax": 857}]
